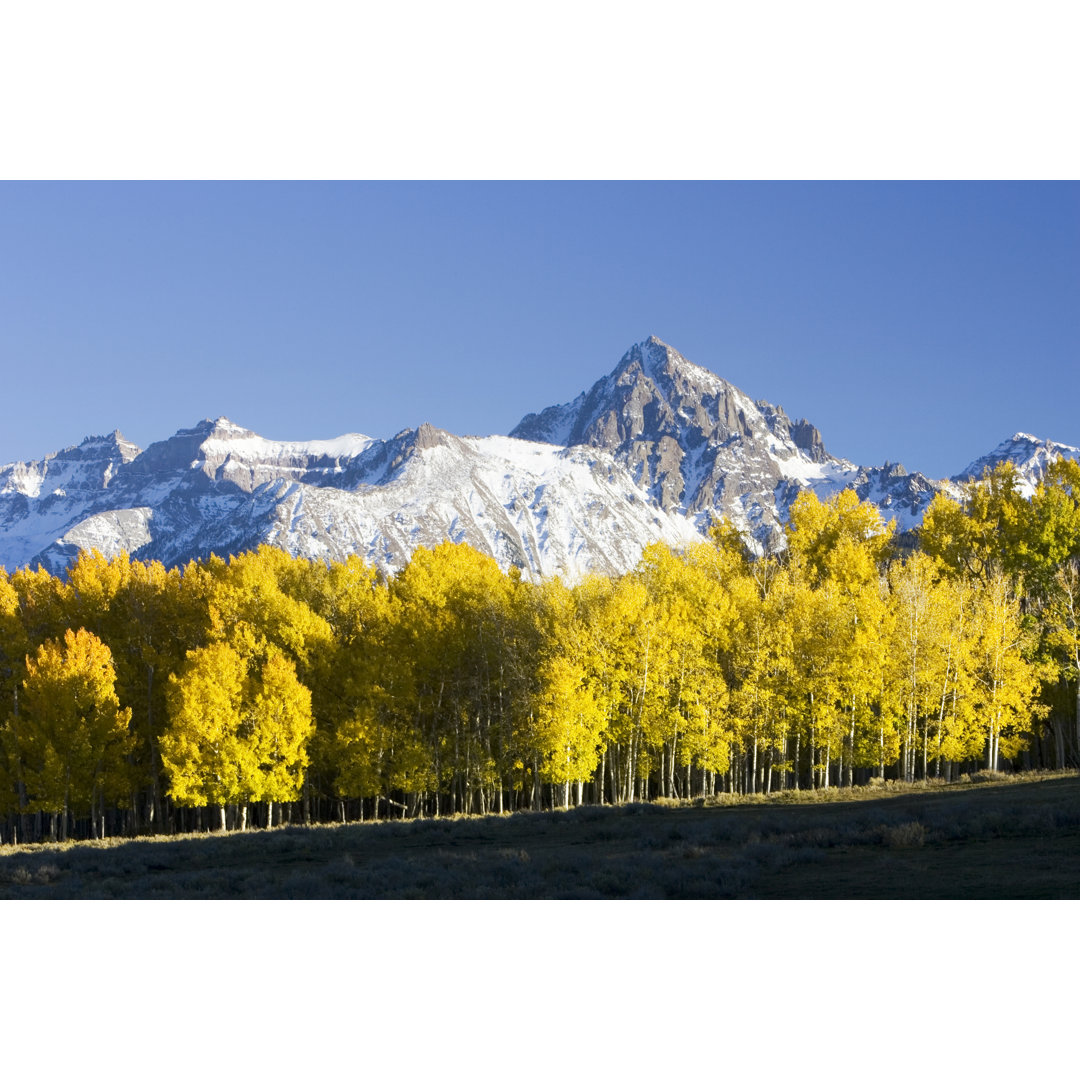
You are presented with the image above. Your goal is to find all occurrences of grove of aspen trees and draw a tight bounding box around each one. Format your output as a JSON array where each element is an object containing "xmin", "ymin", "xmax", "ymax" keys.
[{"xmin": 0, "ymin": 458, "xmax": 1078, "ymax": 843}]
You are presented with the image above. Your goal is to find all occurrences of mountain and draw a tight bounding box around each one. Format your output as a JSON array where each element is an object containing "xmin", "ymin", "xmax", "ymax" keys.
[
  {"xmin": 1, "ymin": 338, "xmax": 1073, "ymax": 579},
  {"xmin": 952, "ymin": 432, "xmax": 1080, "ymax": 498},
  {"xmin": 2, "ymin": 416, "xmax": 699, "ymax": 581},
  {"xmin": 0, "ymin": 432, "xmax": 143, "ymax": 570},
  {"xmin": 512, "ymin": 337, "xmax": 952, "ymax": 550}
]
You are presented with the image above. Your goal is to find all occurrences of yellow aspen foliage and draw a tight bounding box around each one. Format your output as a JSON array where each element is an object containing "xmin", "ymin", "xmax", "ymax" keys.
[
  {"xmin": 1023, "ymin": 459, "xmax": 1080, "ymax": 584},
  {"xmin": 783, "ymin": 489, "xmax": 894, "ymax": 787},
  {"xmin": 333, "ymin": 710, "xmax": 390, "ymax": 801},
  {"xmin": 0, "ymin": 568, "xmax": 26, "ymax": 695},
  {"xmin": 162, "ymin": 641, "xmax": 316, "ymax": 814},
  {"xmin": 15, "ymin": 627, "xmax": 133, "ymax": 820},
  {"xmin": 726, "ymin": 559, "xmax": 793, "ymax": 788},
  {"xmin": 195, "ymin": 546, "xmax": 335, "ymax": 676},
  {"xmin": 921, "ymin": 463, "xmax": 1027, "ymax": 582},
  {"xmin": 10, "ymin": 564, "xmax": 72, "ymax": 651},
  {"xmin": 1043, "ymin": 558, "xmax": 1080, "ymax": 742},
  {"xmin": 638, "ymin": 543, "xmax": 736, "ymax": 789},
  {"xmin": 787, "ymin": 487, "xmax": 894, "ymax": 587},
  {"xmin": 969, "ymin": 573, "xmax": 1045, "ymax": 770},
  {"xmin": 390, "ymin": 541, "xmax": 519, "ymax": 809},
  {"xmin": 886, "ymin": 553, "xmax": 955, "ymax": 780},
  {"xmin": 161, "ymin": 642, "xmax": 250, "ymax": 809},
  {"xmin": 286, "ymin": 554, "xmax": 409, "ymax": 801},
  {"xmin": 532, "ymin": 653, "xmax": 607, "ymax": 799},
  {"xmin": 933, "ymin": 575, "xmax": 982, "ymax": 767},
  {"xmin": 247, "ymin": 650, "xmax": 314, "ymax": 804}
]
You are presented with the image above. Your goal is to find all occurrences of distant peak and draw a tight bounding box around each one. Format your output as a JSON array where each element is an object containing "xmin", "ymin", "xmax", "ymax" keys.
[
  {"xmin": 174, "ymin": 417, "xmax": 255, "ymax": 441},
  {"xmin": 207, "ymin": 416, "xmax": 252, "ymax": 435},
  {"xmin": 78, "ymin": 429, "xmax": 135, "ymax": 448},
  {"xmin": 48, "ymin": 430, "xmax": 142, "ymax": 463},
  {"xmin": 616, "ymin": 337, "xmax": 681, "ymax": 376},
  {"xmin": 388, "ymin": 422, "xmax": 454, "ymax": 450},
  {"xmin": 412, "ymin": 422, "xmax": 457, "ymax": 450},
  {"xmin": 611, "ymin": 338, "xmax": 734, "ymax": 403}
]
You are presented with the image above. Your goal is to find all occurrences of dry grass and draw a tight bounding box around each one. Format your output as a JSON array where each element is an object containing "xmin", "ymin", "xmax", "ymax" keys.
[{"xmin": 1, "ymin": 770, "xmax": 1077, "ymax": 899}]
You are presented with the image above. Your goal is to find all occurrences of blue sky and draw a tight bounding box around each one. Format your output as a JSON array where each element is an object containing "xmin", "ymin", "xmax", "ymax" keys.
[{"xmin": 1, "ymin": 180, "xmax": 1076, "ymax": 479}]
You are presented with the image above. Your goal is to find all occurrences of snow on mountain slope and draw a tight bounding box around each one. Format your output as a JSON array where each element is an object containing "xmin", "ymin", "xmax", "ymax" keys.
[
  {"xmin": 253, "ymin": 429, "xmax": 702, "ymax": 580},
  {"xmin": 0, "ymin": 431, "xmax": 140, "ymax": 499},
  {"xmin": 9, "ymin": 417, "xmax": 700, "ymax": 582},
  {"xmin": 0, "ymin": 432, "xmax": 144, "ymax": 569},
  {"xmin": 39, "ymin": 508, "xmax": 156, "ymax": 575},
  {"xmin": 954, "ymin": 433, "xmax": 1080, "ymax": 498}
]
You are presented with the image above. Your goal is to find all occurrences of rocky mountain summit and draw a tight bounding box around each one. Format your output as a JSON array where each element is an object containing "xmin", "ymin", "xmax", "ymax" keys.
[
  {"xmin": 513, "ymin": 337, "xmax": 954, "ymax": 549},
  {"xmin": 1, "ymin": 338, "xmax": 1074, "ymax": 579}
]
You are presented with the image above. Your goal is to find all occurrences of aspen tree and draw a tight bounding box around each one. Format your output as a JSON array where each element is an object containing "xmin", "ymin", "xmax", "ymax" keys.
[
  {"xmin": 248, "ymin": 650, "xmax": 314, "ymax": 823},
  {"xmin": 1023, "ymin": 461, "xmax": 1080, "ymax": 762},
  {"xmin": 391, "ymin": 542, "xmax": 517, "ymax": 813},
  {"xmin": 969, "ymin": 573, "xmax": 1043, "ymax": 771},
  {"xmin": 728, "ymin": 560, "xmax": 794, "ymax": 792},
  {"xmin": 571, "ymin": 573, "xmax": 633, "ymax": 804},
  {"xmin": 279, "ymin": 554, "xmax": 403, "ymax": 815},
  {"xmin": 1021, "ymin": 459, "xmax": 1080, "ymax": 590},
  {"xmin": 933, "ymin": 575, "xmax": 982, "ymax": 772},
  {"xmin": 886, "ymin": 553, "xmax": 952, "ymax": 781},
  {"xmin": 64, "ymin": 549, "xmax": 195, "ymax": 828},
  {"xmin": 161, "ymin": 642, "xmax": 250, "ymax": 829},
  {"xmin": 16, "ymin": 628, "xmax": 132, "ymax": 838},
  {"xmin": 920, "ymin": 463, "xmax": 1027, "ymax": 583},
  {"xmin": 785, "ymin": 490, "xmax": 893, "ymax": 787},
  {"xmin": 532, "ymin": 652, "xmax": 606, "ymax": 806},
  {"xmin": 1039, "ymin": 558, "xmax": 1080, "ymax": 764},
  {"xmin": 0, "ymin": 570, "xmax": 28, "ymax": 813},
  {"xmin": 199, "ymin": 547, "xmax": 334, "ymax": 678},
  {"xmin": 10, "ymin": 564, "xmax": 72, "ymax": 652}
]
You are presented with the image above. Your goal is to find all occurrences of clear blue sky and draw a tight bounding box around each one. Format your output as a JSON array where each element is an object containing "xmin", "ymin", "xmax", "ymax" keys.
[{"xmin": 1, "ymin": 181, "xmax": 1076, "ymax": 479}]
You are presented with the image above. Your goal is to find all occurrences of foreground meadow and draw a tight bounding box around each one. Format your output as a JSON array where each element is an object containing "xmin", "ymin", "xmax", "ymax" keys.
[{"xmin": 1, "ymin": 771, "xmax": 1077, "ymax": 900}]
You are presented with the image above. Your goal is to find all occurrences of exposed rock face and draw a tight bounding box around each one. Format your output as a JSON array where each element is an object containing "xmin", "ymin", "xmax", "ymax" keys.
[{"xmin": 513, "ymin": 337, "xmax": 946, "ymax": 549}]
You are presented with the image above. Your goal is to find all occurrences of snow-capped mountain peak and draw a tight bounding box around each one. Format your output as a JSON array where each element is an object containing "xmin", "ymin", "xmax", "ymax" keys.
[
  {"xmin": 0, "ymin": 430, "xmax": 141, "ymax": 499},
  {"xmin": 954, "ymin": 432, "xmax": 1080, "ymax": 498},
  {"xmin": 511, "ymin": 336, "xmax": 937, "ymax": 548}
]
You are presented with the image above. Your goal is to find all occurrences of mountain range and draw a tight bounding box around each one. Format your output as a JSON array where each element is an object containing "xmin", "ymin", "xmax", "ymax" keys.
[{"xmin": 2, "ymin": 337, "xmax": 1076, "ymax": 580}]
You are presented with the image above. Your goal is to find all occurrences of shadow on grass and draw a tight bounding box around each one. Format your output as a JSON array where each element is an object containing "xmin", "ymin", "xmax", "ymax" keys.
[{"xmin": 2, "ymin": 771, "xmax": 1077, "ymax": 899}]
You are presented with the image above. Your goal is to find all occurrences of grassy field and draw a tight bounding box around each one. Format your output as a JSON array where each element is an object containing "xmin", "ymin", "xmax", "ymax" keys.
[{"xmin": 2, "ymin": 771, "xmax": 1078, "ymax": 899}]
